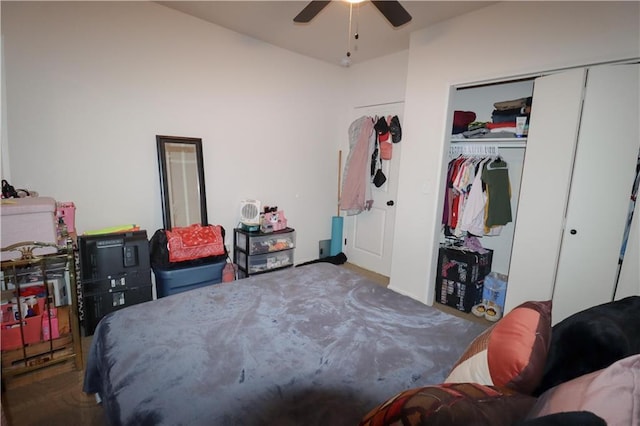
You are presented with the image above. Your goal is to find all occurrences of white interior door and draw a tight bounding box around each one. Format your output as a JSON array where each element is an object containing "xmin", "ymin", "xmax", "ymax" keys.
[
  {"xmin": 552, "ymin": 64, "xmax": 640, "ymax": 323},
  {"xmin": 343, "ymin": 102, "xmax": 404, "ymax": 276}
]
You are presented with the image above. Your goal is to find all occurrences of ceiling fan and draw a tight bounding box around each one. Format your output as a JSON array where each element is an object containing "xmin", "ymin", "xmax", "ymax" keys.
[{"xmin": 293, "ymin": 1, "xmax": 412, "ymax": 28}]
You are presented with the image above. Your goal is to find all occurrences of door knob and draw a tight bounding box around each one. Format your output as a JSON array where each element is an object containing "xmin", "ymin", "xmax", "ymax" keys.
[
  {"xmin": 570, "ymin": 229, "xmax": 577, "ymax": 235},
  {"xmin": 387, "ymin": 200, "xmax": 394, "ymax": 206}
]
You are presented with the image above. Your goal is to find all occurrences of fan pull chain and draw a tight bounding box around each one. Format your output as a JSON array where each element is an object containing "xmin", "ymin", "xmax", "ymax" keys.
[
  {"xmin": 346, "ymin": 3, "xmax": 353, "ymax": 59},
  {"xmin": 354, "ymin": 2, "xmax": 360, "ymax": 40}
]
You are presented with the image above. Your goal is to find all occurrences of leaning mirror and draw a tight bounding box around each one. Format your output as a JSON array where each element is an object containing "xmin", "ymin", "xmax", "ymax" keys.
[{"xmin": 156, "ymin": 135, "xmax": 208, "ymax": 229}]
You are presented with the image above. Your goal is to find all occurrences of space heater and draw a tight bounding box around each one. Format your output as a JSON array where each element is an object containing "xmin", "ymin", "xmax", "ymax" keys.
[{"xmin": 239, "ymin": 199, "xmax": 261, "ymax": 232}]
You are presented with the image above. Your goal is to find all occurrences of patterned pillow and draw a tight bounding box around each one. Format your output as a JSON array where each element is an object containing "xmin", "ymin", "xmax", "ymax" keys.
[
  {"xmin": 359, "ymin": 382, "xmax": 536, "ymax": 426},
  {"xmin": 445, "ymin": 300, "xmax": 552, "ymax": 395}
]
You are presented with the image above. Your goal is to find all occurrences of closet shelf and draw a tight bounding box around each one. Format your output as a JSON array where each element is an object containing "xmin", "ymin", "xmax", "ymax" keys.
[{"xmin": 450, "ymin": 138, "xmax": 527, "ymax": 147}]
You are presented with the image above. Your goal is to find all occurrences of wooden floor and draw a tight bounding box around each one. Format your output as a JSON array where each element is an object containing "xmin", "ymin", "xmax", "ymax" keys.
[
  {"xmin": 1, "ymin": 337, "xmax": 105, "ymax": 426},
  {"xmin": 344, "ymin": 262, "xmax": 489, "ymax": 326},
  {"xmin": 0, "ymin": 263, "xmax": 485, "ymax": 425},
  {"xmin": 343, "ymin": 262, "xmax": 390, "ymax": 287}
]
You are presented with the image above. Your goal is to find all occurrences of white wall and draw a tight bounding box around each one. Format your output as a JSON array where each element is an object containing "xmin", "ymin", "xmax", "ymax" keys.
[
  {"xmin": 346, "ymin": 50, "xmax": 408, "ymax": 109},
  {"xmin": 7, "ymin": 1, "xmax": 637, "ymax": 302},
  {"xmin": 390, "ymin": 1, "xmax": 640, "ymax": 303},
  {"xmin": 1, "ymin": 1, "xmax": 351, "ymax": 263}
]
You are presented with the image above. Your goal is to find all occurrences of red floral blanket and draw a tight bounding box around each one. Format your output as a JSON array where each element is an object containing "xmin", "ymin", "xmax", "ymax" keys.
[{"xmin": 166, "ymin": 224, "xmax": 225, "ymax": 263}]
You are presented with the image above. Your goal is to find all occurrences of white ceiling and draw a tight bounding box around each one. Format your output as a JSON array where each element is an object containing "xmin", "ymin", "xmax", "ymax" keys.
[{"xmin": 158, "ymin": 1, "xmax": 496, "ymax": 67}]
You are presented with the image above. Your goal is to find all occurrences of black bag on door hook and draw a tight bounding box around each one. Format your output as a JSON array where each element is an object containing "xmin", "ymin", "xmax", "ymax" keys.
[
  {"xmin": 373, "ymin": 169, "xmax": 387, "ymax": 187},
  {"xmin": 389, "ymin": 115, "xmax": 402, "ymax": 143},
  {"xmin": 2, "ymin": 180, "xmax": 18, "ymax": 199}
]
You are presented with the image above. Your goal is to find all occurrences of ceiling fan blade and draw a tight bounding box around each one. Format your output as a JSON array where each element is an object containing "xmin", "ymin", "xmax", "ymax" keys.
[
  {"xmin": 371, "ymin": 1, "xmax": 412, "ymax": 27},
  {"xmin": 293, "ymin": 1, "xmax": 331, "ymax": 23}
]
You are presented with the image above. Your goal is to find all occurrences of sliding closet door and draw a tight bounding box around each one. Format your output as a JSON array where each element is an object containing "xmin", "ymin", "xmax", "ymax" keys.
[
  {"xmin": 616, "ymin": 200, "xmax": 639, "ymax": 300},
  {"xmin": 505, "ymin": 68, "xmax": 586, "ymax": 312},
  {"xmin": 552, "ymin": 64, "xmax": 640, "ymax": 323}
]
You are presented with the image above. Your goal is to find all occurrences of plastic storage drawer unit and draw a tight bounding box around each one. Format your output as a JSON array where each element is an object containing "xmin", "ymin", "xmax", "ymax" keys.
[
  {"xmin": 236, "ymin": 230, "xmax": 296, "ymax": 255},
  {"xmin": 246, "ymin": 249, "xmax": 294, "ymax": 274},
  {"xmin": 154, "ymin": 261, "xmax": 226, "ymax": 298}
]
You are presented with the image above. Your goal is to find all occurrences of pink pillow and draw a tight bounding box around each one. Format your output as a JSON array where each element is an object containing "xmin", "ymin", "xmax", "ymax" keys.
[
  {"xmin": 445, "ymin": 300, "xmax": 552, "ymax": 395},
  {"xmin": 526, "ymin": 354, "xmax": 640, "ymax": 426}
]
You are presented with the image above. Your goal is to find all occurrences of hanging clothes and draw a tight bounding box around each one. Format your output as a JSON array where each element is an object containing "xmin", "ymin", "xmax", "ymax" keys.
[
  {"xmin": 482, "ymin": 157, "xmax": 512, "ymax": 229},
  {"xmin": 340, "ymin": 116, "xmax": 375, "ymax": 215},
  {"xmin": 443, "ymin": 152, "xmax": 512, "ymax": 238},
  {"xmin": 459, "ymin": 157, "xmax": 491, "ymax": 236}
]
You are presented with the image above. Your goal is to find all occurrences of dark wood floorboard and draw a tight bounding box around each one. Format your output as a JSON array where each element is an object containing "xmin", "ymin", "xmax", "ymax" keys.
[{"xmin": 1, "ymin": 336, "xmax": 105, "ymax": 426}]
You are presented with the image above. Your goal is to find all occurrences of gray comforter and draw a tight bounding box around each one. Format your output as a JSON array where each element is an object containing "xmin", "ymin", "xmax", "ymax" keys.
[{"xmin": 83, "ymin": 263, "xmax": 486, "ymax": 426}]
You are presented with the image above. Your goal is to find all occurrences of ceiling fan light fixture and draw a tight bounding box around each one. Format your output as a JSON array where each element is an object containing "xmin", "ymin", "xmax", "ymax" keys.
[
  {"xmin": 294, "ymin": 1, "xmax": 412, "ymax": 27},
  {"xmin": 293, "ymin": 0, "xmax": 412, "ymax": 65}
]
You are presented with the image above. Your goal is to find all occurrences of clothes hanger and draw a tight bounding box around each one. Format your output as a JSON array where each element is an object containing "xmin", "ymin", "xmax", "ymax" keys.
[{"xmin": 486, "ymin": 156, "xmax": 508, "ymax": 170}]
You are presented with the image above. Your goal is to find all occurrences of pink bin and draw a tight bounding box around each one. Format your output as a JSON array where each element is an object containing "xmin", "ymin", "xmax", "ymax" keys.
[
  {"xmin": 56, "ymin": 202, "xmax": 76, "ymax": 233},
  {"xmin": 1, "ymin": 197, "xmax": 58, "ymax": 261},
  {"xmin": 1, "ymin": 315, "xmax": 42, "ymax": 350}
]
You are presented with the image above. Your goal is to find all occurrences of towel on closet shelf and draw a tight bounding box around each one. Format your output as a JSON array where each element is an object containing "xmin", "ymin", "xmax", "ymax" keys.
[
  {"xmin": 452, "ymin": 110, "xmax": 477, "ymax": 134},
  {"xmin": 486, "ymin": 122, "xmax": 518, "ymax": 130},
  {"xmin": 493, "ymin": 97, "xmax": 529, "ymax": 111},
  {"xmin": 491, "ymin": 113, "xmax": 523, "ymax": 124},
  {"xmin": 463, "ymin": 128, "xmax": 490, "ymax": 138},
  {"xmin": 486, "ymin": 121, "xmax": 518, "ymax": 135},
  {"xmin": 492, "ymin": 107, "xmax": 525, "ymax": 116}
]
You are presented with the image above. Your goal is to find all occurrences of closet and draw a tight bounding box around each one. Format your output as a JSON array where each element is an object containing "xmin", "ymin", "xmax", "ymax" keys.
[{"xmin": 442, "ymin": 63, "xmax": 640, "ymax": 324}]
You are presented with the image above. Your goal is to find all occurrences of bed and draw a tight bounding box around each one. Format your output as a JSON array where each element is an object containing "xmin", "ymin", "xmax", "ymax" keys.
[{"xmin": 83, "ymin": 263, "xmax": 487, "ymax": 425}]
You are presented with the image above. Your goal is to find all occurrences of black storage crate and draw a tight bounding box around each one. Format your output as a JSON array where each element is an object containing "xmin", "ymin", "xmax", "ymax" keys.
[
  {"xmin": 437, "ymin": 246, "xmax": 493, "ymax": 284},
  {"xmin": 436, "ymin": 278, "xmax": 484, "ymax": 313},
  {"xmin": 435, "ymin": 246, "xmax": 493, "ymax": 312}
]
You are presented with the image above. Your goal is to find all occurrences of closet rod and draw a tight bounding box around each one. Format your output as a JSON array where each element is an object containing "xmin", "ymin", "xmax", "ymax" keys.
[
  {"xmin": 449, "ymin": 144, "xmax": 499, "ymax": 157},
  {"xmin": 450, "ymin": 139, "xmax": 526, "ymax": 148}
]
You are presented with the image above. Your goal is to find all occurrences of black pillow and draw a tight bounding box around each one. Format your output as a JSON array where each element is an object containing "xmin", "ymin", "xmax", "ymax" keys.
[{"xmin": 534, "ymin": 295, "xmax": 640, "ymax": 395}]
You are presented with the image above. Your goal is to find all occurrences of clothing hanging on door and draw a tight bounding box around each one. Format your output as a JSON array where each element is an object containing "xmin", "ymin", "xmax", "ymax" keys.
[
  {"xmin": 340, "ymin": 116, "xmax": 375, "ymax": 215},
  {"xmin": 443, "ymin": 151, "xmax": 512, "ymax": 238}
]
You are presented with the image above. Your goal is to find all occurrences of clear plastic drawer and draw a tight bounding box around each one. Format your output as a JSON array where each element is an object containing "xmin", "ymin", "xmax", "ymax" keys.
[
  {"xmin": 248, "ymin": 249, "xmax": 294, "ymax": 274},
  {"xmin": 245, "ymin": 230, "xmax": 296, "ymax": 255}
]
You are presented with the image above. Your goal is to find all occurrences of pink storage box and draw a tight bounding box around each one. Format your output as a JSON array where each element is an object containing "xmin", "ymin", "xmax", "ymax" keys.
[
  {"xmin": 1, "ymin": 296, "xmax": 46, "ymax": 322},
  {"xmin": 42, "ymin": 308, "xmax": 60, "ymax": 341},
  {"xmin": 56, "ymin": 202, "xmax": 76, "ymax": 233},
  {"xmin": 1, "ymin": 197, "xmax": 58, "ymax": 260},
  {"xmin": 1, "ymin": 315, "xmax": 42, "ymax": 350}
]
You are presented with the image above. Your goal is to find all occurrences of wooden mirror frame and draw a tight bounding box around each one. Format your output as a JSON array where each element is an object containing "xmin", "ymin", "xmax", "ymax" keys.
[{"xmin": 156, "ymin": 135, "xmax": 208, "ymax": 230}]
